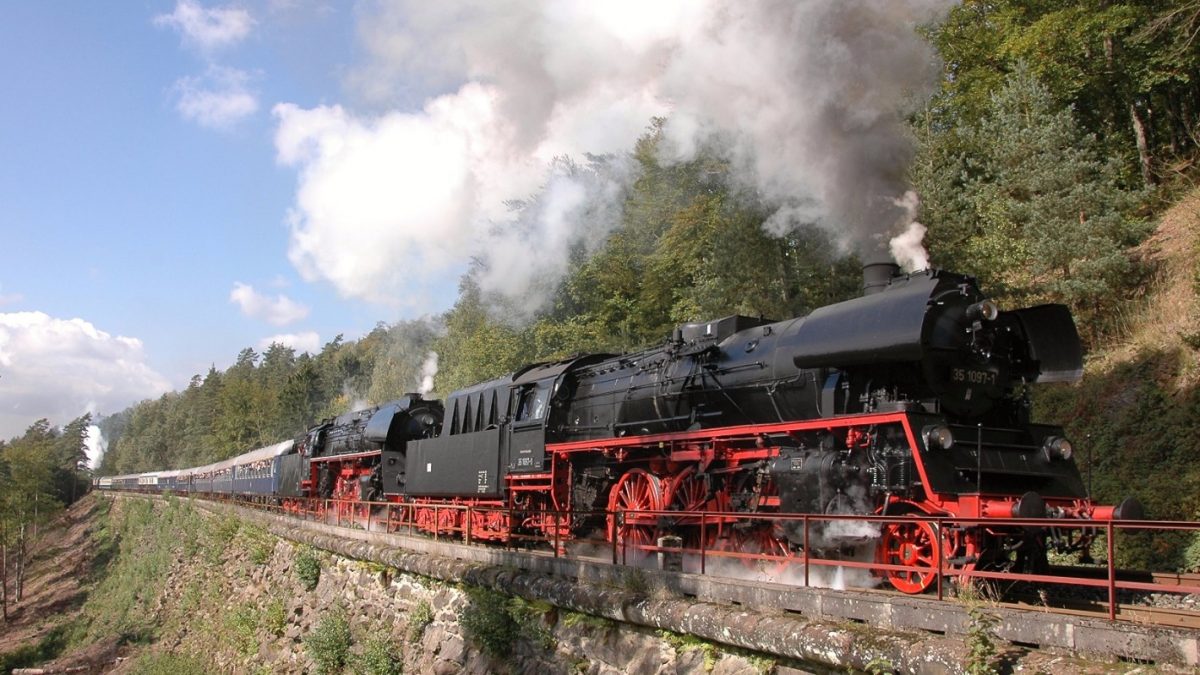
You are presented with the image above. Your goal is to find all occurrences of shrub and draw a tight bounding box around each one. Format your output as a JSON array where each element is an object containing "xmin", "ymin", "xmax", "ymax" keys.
[
  {"xmin": 459, "ymin": 586, "xmax": 517, "ymax": 658},
  {"xmin": 295, "ymin": 545, "xmax": 322, "ymax": 591},
  {"xmin": 305, "ymin": 606, "xmax": 352, "ymax": 675},
  {"xmin": 226, "ymin": 602, "xmax": 260, "ymax": 657},
  {"xmin": 407, "ymin": 599, "xmax": 434, "ymax": 643},
  {"xmin": 264, "ymin": 597, "xmax": 287, "ymax": 637},
  {"xmin": 352, "ymin": 634, "xmax": 403, "ymax": 675},
  {"xmin": 957, "ymin": 581, "xmax": 1000, "ymax": 675},
  {"xmin": 508, "ymin": 596, "xmax": 555, "ymax": 650},
  {"xmin": 243, "ymin": 525, "xmax": 274, "ymax": 565}
]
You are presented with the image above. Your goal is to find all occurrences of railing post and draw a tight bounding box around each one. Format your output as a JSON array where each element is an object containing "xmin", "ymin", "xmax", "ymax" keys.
[
  {"xmin": 465, "ymin": 506, "xmax": 472, "ymax": 546},
  {"xmin": 506, "ymin": 504, "xmax": 513, "ymax": 551},
  {"xmin": 1107, "ymin": 520, "xmax": 1117, "ymax": 621},
  {"xmin": 803, "ymin": 515, "xmax": 810, "ymax": 588},
  {"xmin": 612, "ymin": 511, "xmax": 620, "ymax": 566},
  {"xmin": 935, "ymin": 518, "xmax": 943, "ymax": 602}
]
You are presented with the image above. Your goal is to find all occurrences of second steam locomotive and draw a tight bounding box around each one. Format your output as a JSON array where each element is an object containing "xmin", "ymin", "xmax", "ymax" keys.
[{"xmin": 101, "ymin": 265, "xmax": 1142, "ymax": 593}]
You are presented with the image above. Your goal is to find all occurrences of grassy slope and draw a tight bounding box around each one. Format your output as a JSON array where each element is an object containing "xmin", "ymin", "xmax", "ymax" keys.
[{"xmin": 1036, "ymin": 186, "xmax": 1200, "ymax": 568}]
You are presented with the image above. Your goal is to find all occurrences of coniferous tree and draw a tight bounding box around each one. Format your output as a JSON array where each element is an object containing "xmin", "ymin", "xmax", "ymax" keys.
[{"xmin": 962, "ymin": 64, "xmax": 1148, "ymax": 335}]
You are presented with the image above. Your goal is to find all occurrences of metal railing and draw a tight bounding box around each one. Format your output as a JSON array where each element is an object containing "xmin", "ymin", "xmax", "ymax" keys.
[{"xmin": 104, "ymin": 488, "xmax": 1200, "ymax": 622}]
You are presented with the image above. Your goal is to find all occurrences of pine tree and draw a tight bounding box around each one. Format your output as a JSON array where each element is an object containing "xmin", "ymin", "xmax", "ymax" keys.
[{"xmin": 963, "ymin": 64, "xmax": 1147, "ymax": 335}]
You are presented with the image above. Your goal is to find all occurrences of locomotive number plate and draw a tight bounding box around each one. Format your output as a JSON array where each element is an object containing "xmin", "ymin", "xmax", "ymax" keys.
[{"xmin": 951, "ymin": 368, "xmax": 997, "ymax": 386}]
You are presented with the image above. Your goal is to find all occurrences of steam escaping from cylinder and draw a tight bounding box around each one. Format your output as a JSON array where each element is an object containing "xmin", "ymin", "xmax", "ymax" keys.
[
  {"xmin": 275, "ymin": 0, "xmax": 956, "ymax": 312},
  {"xmin": 417, "ymin": 351, "xmax": 439, "ymax": 396}
]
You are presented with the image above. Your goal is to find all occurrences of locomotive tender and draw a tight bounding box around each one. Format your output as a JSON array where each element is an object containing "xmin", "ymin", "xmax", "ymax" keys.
[{"xmin": 101, "ymin": 265, "xmax": 1142, "ymax": 593}]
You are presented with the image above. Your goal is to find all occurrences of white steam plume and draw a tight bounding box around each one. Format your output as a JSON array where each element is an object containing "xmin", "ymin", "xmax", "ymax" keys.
[
  {"xmin": 276, "ymin": 0, "xmax": 954, "ymax": 311},
  {"xmin": 417, "ymin": 351, "xmax": 439, "ymax": 396},
  {"xmin": 888, "ymin": 190, "xmax": 929, "ymax": 271},
  {"xmin": 85, "ymin": 424, "xmax": 107, "ymax": 470}
]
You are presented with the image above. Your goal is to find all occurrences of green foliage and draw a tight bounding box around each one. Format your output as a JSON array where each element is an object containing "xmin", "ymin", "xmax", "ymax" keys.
[
  {"xmin": 265, "ymin": 596, "xmax": 288, "ymax": 637},
  {"xmin": 351, "ymin": 634, "xmax": 403, "ymax": 675},
  {"xmin": 127, "ymin": 652, "xmax": 209, "ymax": 675},
  {"xmin": 658, "ymin": 629, "xmax": 720, "ymax": 672},
  {"xmin": 241, "ymin": 523, "xmax": 274, "ymax": 565},
  {"xmin": 508, "ymin": 596, "xmax": 556, "ymax": 651},
  {"xmin": 225, "ymin": 602, "xmax": 261, "ymax": 657},
  {"xmin": 0, "ymin": 625, "xmax": 70, "ymax": 673},
  {"xmin": 0, "ymin": 418, "xmax": 67, "ymax": 552},
  {"xmin": 407, "ymin": 599, "xmax": 434, "ymax": 643},
  {"xmin": 1034, "ymin": 350, "xmax": 1200, "ymax": 569},
  {"xmin": 97, "ymin": 317, "xmax": 442, "ymax": 474},
  {"xmin": 956, "ymin": 581, "xmax": 1000, "ymax": 675},
  {"xmin": 926, "ymin": 0, "xmax": 1200, "ymax": 186},
  {"xmin": 915, "ymin": 63, "xmax": 1148, "ymax": 341},
  {"xmin": 562, "ymin": 610, "xmax": 614, "ymax": 632},
  {"xmin": 305, "ymin": 606, "xmax": 353, "ymax": 675},
  {"xmin": 295, "ymin": 545, "xmax": 322, "ymax": 591},
  {"xmin": 458, "ymin": 585, "xmax": 518, "ymax": 659},
  {"xmin": 74, "ymin": 498, "xmax": 205, "ymax": 646},
  {"xmin": 1183, "ymin": 533, "xmax": 1200, "ymax": 573},
  {"xmin": 865, "ymin": 656, "xmax": 897, "ymax": 675}
]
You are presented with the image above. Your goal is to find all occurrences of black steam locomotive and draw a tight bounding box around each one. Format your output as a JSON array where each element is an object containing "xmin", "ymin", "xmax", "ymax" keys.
[{"xmin": 101, "ymin": 265, "xmax": 1141, "ymax": 593}]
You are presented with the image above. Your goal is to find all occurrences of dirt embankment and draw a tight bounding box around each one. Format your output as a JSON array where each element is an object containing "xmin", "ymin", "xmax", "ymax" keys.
[{"xmin": 1, "ymin": 496, "xmax": 100, "ymax": 652}]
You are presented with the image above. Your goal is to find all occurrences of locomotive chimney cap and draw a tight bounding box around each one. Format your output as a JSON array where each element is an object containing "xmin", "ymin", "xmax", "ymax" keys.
[{"xmin": 862, "ymin": 262, "xmax": 900, "ymax": 296}]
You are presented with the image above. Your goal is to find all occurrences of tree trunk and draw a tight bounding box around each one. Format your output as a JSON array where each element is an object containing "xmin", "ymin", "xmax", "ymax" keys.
[
  {"xmin": 1130, "ymin": 102, "xmax": 1155, "ymax": 186},
  {"xmin": 16, "ymin": 522, "xmax": 24, "ymax": 602},
  {"xmin": 2, "ymin": 541, "xmax": 7, "ymax": 622}
]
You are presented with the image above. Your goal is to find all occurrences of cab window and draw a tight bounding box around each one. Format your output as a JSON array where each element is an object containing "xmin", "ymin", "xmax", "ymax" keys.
[{"xmin": 515, "ymin": 383, "xmax": 550, "ymax": 422}]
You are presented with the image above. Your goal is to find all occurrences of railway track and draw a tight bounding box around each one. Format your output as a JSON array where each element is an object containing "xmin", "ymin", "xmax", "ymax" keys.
[{"xmin": 1003, "ymin": 594, "xmax": 1200, "ymax": 629}]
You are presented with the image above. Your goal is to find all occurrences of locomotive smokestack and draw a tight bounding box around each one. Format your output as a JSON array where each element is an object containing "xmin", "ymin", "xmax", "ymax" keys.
[{"xmin": 862, "ymin": 262, "xmax": 900, "ymax": 296}]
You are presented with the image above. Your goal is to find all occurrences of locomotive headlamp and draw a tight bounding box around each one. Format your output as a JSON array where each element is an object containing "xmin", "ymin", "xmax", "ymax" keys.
[
  {"xmin": 966, "ymin": 299, "xmax": 1000, "ymax": 322},
  {"xmin": 923, "ymin": 425, "xmax": 955, "ymax": 450},
  {"xmin": 1043, "ymin": 436, "xmax": 1073, "ymax": 461}
]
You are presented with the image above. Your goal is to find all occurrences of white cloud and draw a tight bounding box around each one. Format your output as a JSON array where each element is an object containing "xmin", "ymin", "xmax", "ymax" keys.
[
  {"xmin": 0, "ymin": 312, "xmax": 171, "ymax": 441},
  {"xmin": 275, "ymin": 0, "xmax": 953, "ymax": 310},
  {"xmin": 257, "ymin": 331, "xmax": 320, "ymax": 354},
  {"xmin": 154, "ymin": 0, "xmax": 254, "ymax": 51},
  {"xmin": 229, "ymin": 282, "xmax": 309, "ymax": 325},
  {"xmin": 173, "ymin": 66, "xmax": 259, "ymax": 129}
]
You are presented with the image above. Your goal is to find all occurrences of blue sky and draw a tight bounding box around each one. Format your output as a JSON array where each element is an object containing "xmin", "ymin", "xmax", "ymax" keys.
[
  {"xmin": 0, "ymin": 1, "xmax": 946, "ymax": 441},
  {"xmin": 0, "ymin": 1, "xmax": 405, "ymax": 437}
]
